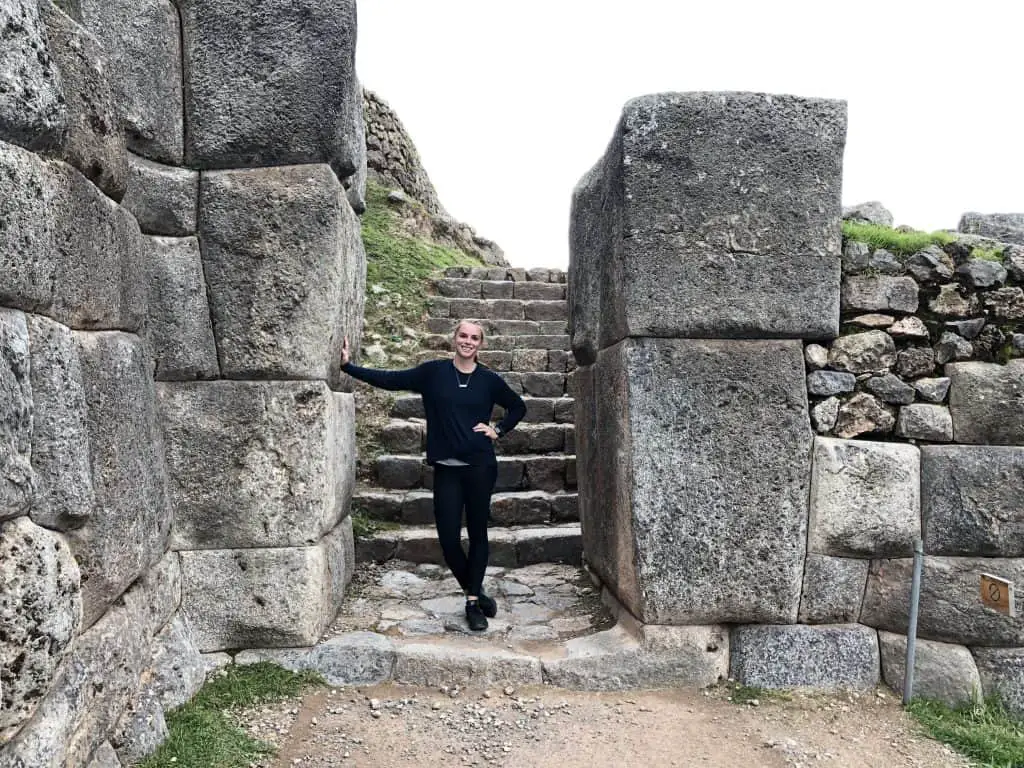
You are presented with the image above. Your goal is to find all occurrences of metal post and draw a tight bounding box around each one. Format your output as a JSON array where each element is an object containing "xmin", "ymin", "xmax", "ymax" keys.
[{"xmin": 903, "ymin": 538, "xmax": 924, "ymax": 705}]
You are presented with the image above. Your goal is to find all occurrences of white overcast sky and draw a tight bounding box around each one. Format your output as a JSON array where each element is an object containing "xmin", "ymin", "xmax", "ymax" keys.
[{"xmin": 356, "ymin": 1, "xmax": 1022, "ymax": 269}]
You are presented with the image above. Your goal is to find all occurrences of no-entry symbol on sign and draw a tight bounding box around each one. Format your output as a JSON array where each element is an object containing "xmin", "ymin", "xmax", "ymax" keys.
[{"xmin": 981, "ymin": 573, "xmax": 1016, "ymax": 618}]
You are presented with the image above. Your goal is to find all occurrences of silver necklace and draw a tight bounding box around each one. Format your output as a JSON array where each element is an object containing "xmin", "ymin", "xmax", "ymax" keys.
[{"xmin": 454, "ymin": 365, "xmax": 474, "ymax": 388}]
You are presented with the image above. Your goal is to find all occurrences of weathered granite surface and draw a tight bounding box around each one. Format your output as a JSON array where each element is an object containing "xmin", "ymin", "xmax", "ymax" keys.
[
  {"xmin": 582, "ymin": 338, "xmax": 811, "ymax": 624},
  {"xmin": 730, "ymin": 624, "xmax": 879, "ymax": 690},
  {"xmin": 862, "ymin": 557, "xmax": 1024, "ymax": 646},
  {"xmin": 179, "ymin": 0, "xmax": 359, "ymax": 177},
  {"xmin": 922, "ymin": 446, "xmax": 1024, "ymax": 556},
  {"xmin": 570, "ymin": 91, "xmax": 845, "ymax": 349},
  {"xmin": 0, "ymin": 0, "xmax": 66, "ymax": 152},
  {"xmin": 145, "ymin": 236, "xmax": 219, "ymax": 381},
  {"xmin": 72, "ymin": 331, "xmax": 170, "ymax": 628},
  {"xmin": 0, "ymin": 309, "xmax": 36, "ymax": 520},
  {"xmin": 79, "ymin": 0, "xmax": 183, "ymax": 164},
  {"xmin": 878, "ymin": 631, "xmax": 981, "ymax": 707},
  {"xmin": 0, "ymin": 517, "xmax": 82, "ymax": 742},
  {"xmin": 25, "ymin": 314, "xmax": 96, "ymax": 531},
  {"xmin": 198, "ymin": 164, "xmax": 364, "ymax": 380},
  {"xmin": 39, "ymin": 1, "xmax": 127, "ymax": 200},
  {"xmin": 808, "ymin": 438, "xmax": 919, "ymax": 557},
  {"xmin": 158, "ymin": 381, "xmax": 354, "ymax": 550}
]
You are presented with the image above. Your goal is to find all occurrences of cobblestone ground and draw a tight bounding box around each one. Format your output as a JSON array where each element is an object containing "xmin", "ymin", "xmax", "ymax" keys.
[{"xmin": 324, "ymin": 560, "xmax": 616, "ymax": 650}]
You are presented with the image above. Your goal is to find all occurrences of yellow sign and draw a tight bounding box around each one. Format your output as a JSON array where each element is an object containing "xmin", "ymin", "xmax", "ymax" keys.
[{"xmin": 981, "ymin": 573, "xmax": 1015, "ymax": 617}]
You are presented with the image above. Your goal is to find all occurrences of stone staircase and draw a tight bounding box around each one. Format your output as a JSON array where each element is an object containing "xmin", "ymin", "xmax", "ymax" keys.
[{"xmin": 353, "ymin": 265, "xmax": 582, "ymax": 567}]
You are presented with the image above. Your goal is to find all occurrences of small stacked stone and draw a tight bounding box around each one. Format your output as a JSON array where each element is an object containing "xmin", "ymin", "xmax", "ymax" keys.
[{"xmin": 806, "ymin": 208, "xmax": 1024, "ymax": 443}]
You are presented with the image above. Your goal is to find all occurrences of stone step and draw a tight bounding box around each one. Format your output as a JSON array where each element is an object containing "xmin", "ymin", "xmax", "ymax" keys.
[
  {"xmin": 374, "ymin": 454, "xmax": 577, "ymax": 494},
  {"xmin": 442, "ymin": 266, "xmax": 567, "ymax": 284},
  {"xmin": 355, "ymin": 524, "xmax": 583, "ymax": 568},
  {"xmin": 353, "ymin": 489, "xmax": 579, "ymax": 526},
  {"xmin": 420, "ymin": 333, "xmax": 571, "ymax": 352},
  {"xmin": 426, "ymin": 297, "xmax": 567, "ymax": 323},
  {"xmin": 434, "ymin": 277, "xmax": 567, "ymax": 301},
  {"xmin": 380, "ymin": 420, "xmax": 575, "ymax": 456},
  {"xmin": 425, "ymin": 317, "xmax": 567, "ymax": 337},
  {"xmin": 391, "ymin": 394, "xmax": 575, "ymax": 425}
]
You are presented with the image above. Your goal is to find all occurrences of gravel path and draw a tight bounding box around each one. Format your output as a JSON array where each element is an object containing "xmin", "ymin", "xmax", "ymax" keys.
[{"xmin": 241, "ymin": 682, "xmax": 969, "ymax": 768}]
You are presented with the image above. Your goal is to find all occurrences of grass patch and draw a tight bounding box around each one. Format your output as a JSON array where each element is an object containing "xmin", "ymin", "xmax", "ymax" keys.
[
  {"xmin": 139, "ymin": 662, "xmax": 324, "ymax": 768},
  {"xmin": 971, "ymin": 245, "xmax": 1006, "ymax": 262},
  {"xmin": 842, "ymin": 221, "xmax": 956, "ymax": 256},
  {"xmin": 350, "ymin": 509, "xmax": 396, "ymax": 540},
  {"xmin": 907, "ymin": 697, "xmax": 1024, "ymax": 767},
  {"xmin": 360, "ymin": 180, "xmax": 482, "ymax": 343},
  {"xmin": 727, "ymin": 683, "xmax": 791, "ymax": 705}
]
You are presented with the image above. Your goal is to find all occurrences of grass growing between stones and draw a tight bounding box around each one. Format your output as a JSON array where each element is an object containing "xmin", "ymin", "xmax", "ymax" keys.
[
  {"xmin": 139, "ymin": 662, "xmax": 324, "ymax": 768},
  {"xmin": 361, "ymin": 179, "xmax": 481, "ymax": 344},
  {"xmin": 907, "ymin": 697, "xmax": 1024, "ymax": 767},
  {"xmin": 971, "ymin": 245, "xmax": 1006, "ymax": 262},
  {"xmin": 842, "ymin": 221, "xmax": 956, "ymax": 256},
  {"xmin": 727, "ymin": 683, "xmax": 791, "ymax": 705}
]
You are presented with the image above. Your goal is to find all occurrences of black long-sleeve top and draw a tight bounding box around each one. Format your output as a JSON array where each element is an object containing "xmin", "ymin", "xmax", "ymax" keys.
[{"xmin": 342, "ymin": 359, "xmax": 527, "ymax": 466}]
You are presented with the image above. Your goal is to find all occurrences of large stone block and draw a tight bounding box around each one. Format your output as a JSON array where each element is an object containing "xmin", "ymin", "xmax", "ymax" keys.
[
  {"xmin": 0, "ymin": 145, "xmax": 145, "ymax": 328},
  {"xmin": 145, "ymin": 236, "xmax": 219, "ymax": 381},
  {"xmin": 798, "ymin": 555, "xmax": 869, "ymax": 624},
  {"xmin": 922, "ymin": 446, "xmax": 1024, "ymax": 556},
  {"xmin": 878, "ymin": 631, "xmax": 981, "ymax": 707},
  {"xmin": 862, "ymin": 557, "xmax": 1024, "ymax": 646},
  {"xmin": 973, "ymin": 648, "xmax": 1024, "ymax": 717},
  {"xmin": 146, "ymin": 615, "xmax": 207, "ymax": 712},
  {"xmin": 179, "ymin": 0, "xmax": 359, "ymax": 176},
  {"xmin": 179, "ymin": 544, "xmax": 336, "ymax": 652},
  {"xmin": 198, "ymin": 164, "xmax": 364, "ymax": 380},
  {"xmin": 323, "ymin": 514, "xmax": 356, "ymax": 618},
  {"xmin": 0, "ymin": 604, "xmax": 147, "ymax": 768},
  {"xmin": 569, "ymin": 92, "xmax": 845, "ymax": 353},
  {"xmin": 0, "ymin": 140, "xmax": 57, "ymax": 315},
  {"xmin": 72, "ymin": 331, "xmax": 171, "ymax": 628},
  {"xmin": 808, "ymin": 437, "xmax": 920, "ymax": 557},
  {"xmin": 581, "ymin": 338, "xmax": 812, "ymax": 624},
  {"xmin": 0, "ymin": 0, "xmax": 66, "ymax": 151},
  {"xmin": 120, "ymin": 552, "xmax": 181, "ymax": 640},
  {"xmin": 79, "ymin": 0, "xmax": 183, "ymax": 163},
  {"xmin": 121, "ymin": 154, "xmax": 198, "ymax": 236},
  {"xmin": 947, "ymin": 361, "xmax": 1024, "ymax": 444},
  {"xmin": 0, "ymin": 309, "xmax": 36, "ymax": 520},
  {"xmin": 542, "ymin": 624, "xmax": 729, "ymax": 691},
  {"xmin": 49, "ymin": 162, "xmax": 147, "ymax": 331},
  {"xmin": 25, "ymin": 314, "xmax": 96, "ymax": 530},
  {"xmin": 0, "ymin": 518, "xmax": 81, "ymax": 742},
  {"xmin": 730, "ymin": 623, "xmax": 880, "ymax": 690},
  {"xmin": 39, "ymin": 1, "xmax": 127, "ymax": 200},
  {"xmin": 158, "ymin": 381, "xmax": 353, "ymax": 549}
]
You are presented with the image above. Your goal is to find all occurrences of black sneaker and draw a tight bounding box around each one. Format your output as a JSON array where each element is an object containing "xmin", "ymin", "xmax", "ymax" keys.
[
  {"xmin": 465, "ymin": 600, "xmax": 488, "ymax": 632},
  {"xmin": 477, "ymin": 592, "xmax": 498, "ymax": 618}
]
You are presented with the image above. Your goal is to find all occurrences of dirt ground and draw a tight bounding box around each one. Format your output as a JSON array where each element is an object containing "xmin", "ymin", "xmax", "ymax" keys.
[{"xmin": 250, "ymin": 681, "xmax": 969, "ymax": 768}]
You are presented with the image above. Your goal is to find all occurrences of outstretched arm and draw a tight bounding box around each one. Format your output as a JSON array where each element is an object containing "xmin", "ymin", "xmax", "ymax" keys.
[{"xmin": 340, "ymin": 336, "xmax": 426, "ymax": 393}]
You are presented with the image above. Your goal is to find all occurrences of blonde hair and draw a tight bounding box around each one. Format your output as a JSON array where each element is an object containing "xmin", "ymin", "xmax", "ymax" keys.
[{"xmin": 452, "ymin": 319, "xmax": 485, "ymax": 363}]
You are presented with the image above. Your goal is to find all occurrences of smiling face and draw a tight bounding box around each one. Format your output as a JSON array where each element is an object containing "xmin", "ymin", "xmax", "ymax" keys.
[{"xmin": 452, "ymin": 321, "xmax": 484, "ymax": 364}]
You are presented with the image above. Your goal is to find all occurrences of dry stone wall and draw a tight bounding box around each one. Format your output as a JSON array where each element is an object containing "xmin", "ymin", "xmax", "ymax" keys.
[
  {"xmin": 571, "ymin": 91, "xmax": 1024, "ymax": 708},
  {"xmin": 1, "ymin": 0, "xmax": 366, "ymax": 764}
]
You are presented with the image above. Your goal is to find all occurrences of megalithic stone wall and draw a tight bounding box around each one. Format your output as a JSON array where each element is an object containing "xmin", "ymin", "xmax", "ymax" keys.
[
  {"xmin": 1, "ymin": 0, "xmax": 367, "ymax": 763},
  {"xmin": 570, "ymin": 91, "xmax": 846, "ymax": 624}
]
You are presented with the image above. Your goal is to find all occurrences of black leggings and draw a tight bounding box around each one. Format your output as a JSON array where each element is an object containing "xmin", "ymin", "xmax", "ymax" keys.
[{"xmin": 432, "ymin": 463, "xmax": 498, "ymax": 597}]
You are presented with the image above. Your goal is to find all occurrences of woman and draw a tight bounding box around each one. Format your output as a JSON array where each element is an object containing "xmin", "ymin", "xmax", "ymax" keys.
[{"xmin": 341, "ymin": 319, "xmax": 526, "ymax": 631}]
